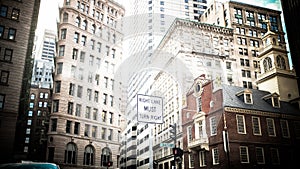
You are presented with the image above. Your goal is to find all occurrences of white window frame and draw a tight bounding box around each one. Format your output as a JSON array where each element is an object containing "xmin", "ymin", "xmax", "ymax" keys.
[
  {"xmin": 236, "ymin": 114, "xmax": 246, "ymax": 134},
  {"xmin": 210, "ymin": 116, "xmax": 217, "ymax": 136},
  {"xmin": 252, "ymin": 116, "xmax": 261, "ymax": 135},
  {"xmin": 280, "ymin": 119, "xmax": 290, "ymax": 138},
  {"xmin": 212, "ymin": 148, "xmax": 219, "ymax": 165},
  {"xmin": 266, "ymin": 118, "xmax": 276, "ymax": 137},
  {"xmin": 240, "ymin": 146, "xmax": 249, "ymax": 163},
  {"xmin": 255, "ymin": 147, "xmax": 265, "ymax": 164}
]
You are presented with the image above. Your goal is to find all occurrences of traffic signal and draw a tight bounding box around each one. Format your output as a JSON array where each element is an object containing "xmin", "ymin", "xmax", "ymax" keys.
[
  {"xmin": 104, "ymin": 161, "xmax": 113, "ymax": 167},
  {"xmin": 170, "ymin": 123, "xmax": 177, "ymax": 140},
  {"xmin": 172, "ymin": 147, "xmax": 183, "ymax": 157},
  {"xmin": 107, "ymin": 161, "xmax": 112, "ymax": 167}
]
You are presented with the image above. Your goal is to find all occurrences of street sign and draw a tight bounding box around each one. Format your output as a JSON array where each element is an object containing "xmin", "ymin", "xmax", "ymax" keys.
[
  {"xmin": 160, "ymin": 143, "xmax": 174, "ymax": 148},
  {"xmin": 137, "ymin": 94, "xmax": 163, "ymax": 124}
]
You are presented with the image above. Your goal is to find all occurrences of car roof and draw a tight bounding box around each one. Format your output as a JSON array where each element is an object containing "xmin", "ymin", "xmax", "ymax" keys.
[{"xmin": 0, "ymin": 163, "xmax": 60, "ymax": 169}]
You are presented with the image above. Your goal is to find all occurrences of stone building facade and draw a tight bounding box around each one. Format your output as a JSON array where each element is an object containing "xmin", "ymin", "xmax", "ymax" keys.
[{"xmin": 48, "ymin": 0, "xmax": 125, "ymax": 168}]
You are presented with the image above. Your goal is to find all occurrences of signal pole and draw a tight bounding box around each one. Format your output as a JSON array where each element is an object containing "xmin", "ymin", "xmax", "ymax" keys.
[{"xmin": 170, "ymin": 123, "xmax": 177, "ymax": 169}]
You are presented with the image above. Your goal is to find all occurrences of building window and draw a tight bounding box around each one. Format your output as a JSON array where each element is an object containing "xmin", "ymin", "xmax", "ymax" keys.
[
  {"xmin": 256, "ymin": 147, "xmax": 265, "ymax": 164},
  {"xmin": 66, "ymin": 120, "xmax": 71, "ymax": 133},
  {"xmin": 74, "ymin": 122, "xmax": 80, "ymax": 135},
  {"xmin": 53, "ymin": 100, "xmax": 59, "ymax": 112},
  {"xmin": 236, "ymin": 114, "xmax": 246, "ymax": 134},
  {"xmin": 266, "ymin": 118, "xmax": 276, "ymax": 136},
  {"xmin": 101, "ymin": 148, "xmax": 111, "ymax": 167},
  {"xmin": 108, "ymin": 129, "xmax": 112, "ymax": 140},
  {"xmin": 187, "ymin": 126, "xmax": 192, "ymax": 142},
  {"xmin": 84, "ymin": 124, "xmax": 90, "ymax": 137},
  {"xmin": 189, "ymin": 154, "xmax": 194, "ymax": 168},
  {"xmin": 244, "ymin": 93, "xmax": 252, "ymax": 103},
  {"xmin": 0, "ymin": 5, "xmax": 8, "ymax": 17},
  {"xmin": 0, "ymin": 70, "xmax": 9, "ymax": 84},
  {"xmin": 77, "ymin": 85, "xmax": 83, "ymax": 98},
  {"xmin": 103, "ymin": 93, "xmax": 107, "ymax": 105},
  {"xmin": 63, "ymin": 12, "xmax": 68, "ymax": 22},
  {"xmin": 11, "ymin": 8, "xmax": 20, "ymax": 20},
  {"xmin": 94, "ymin": 91, "xmax": 99, "ymax": 102},
  {"xmin": 85, "ymin": 106, "xmax": 91, "ymax": 119},
  {"xmin": 270, "ymin": 96, "xmax": 279, "ymax": 108},
  {"xmin": 84, "ymin": 145, "xmax": 95, "ymax": 165},
  {"xmin": 69, "ymin": 83, "xmax": 75, "ymax": 96},
  {"xmin": 280, "ymin": 120, "xmax": 290, "ymax": 138},
  {"xmin": 101, "ymin": 128, "xmax": 106, "ymax": 140},
  {"xmin": 97, "ymin": 42, "xmax": 102, "ymax": 53},
  {"xmin": 87, "ymin": 89, "xmax": 92, "ymax": 101},
  {"xmin": 72, "ymin": 48, "xmax": 78, "ymax": 60},
  {"xmin": 210, "ymin": 116, "xmax": 217, "ymax": 136},
  {"xmin": 8, "ymin": 28, "xmax": 16, "ymax": 40},
  {"xmin": 4, "ymin": 48, "xmax": 13, "ymax": 62},
  {"xmin": 199, "ymin": 151, "xmax": 207, "ymax": 167},
  {"xmin": 109, "ymin": 112, "xmax": 113, "ymax": 124},
  {"xmin": 57, "ymin": 63, "xmax": 63, "ymax": 74},
  {"xmin": 240, "ymin": 146, "xmax": 249, "ymax": 163},
  {"xmin": 75, "ymin": 104, "xmax": 81, "ymax": 117},
  {"xmin": 65, "ymin": 143, "xmax": 77, "ymax": 164},
  {"xmin": 80, "ymin": 51, "xmax": 85, "ymax": 62},
  {"xmin": 0, "ymin": 25, "xmax": 4, "ymax": 38},
  {"xmin": 252, "ymin": 116, "xmax": 261, "ymax": 135},
  {"xmin": 212, "ymin": 148, "xmax": 219, "ymax": 165},
  {"xmin": 55, "ymin": 81, "xmax": 61, "ymax": 93},
  {"xmin": 68, "ymin": 102, "xmax": 73, "ymax": 115},
  {"xmin": 82, "ymin": 20, "xmax": 87, "ymax": 30},
  {"xmin": 51, "ymin": 118, "xmax": 57, "ymax": 131},
  {"xmin": 58, "ymin": 45, "xmax": 65, "ymax": 56},
  {"xmin": 73, "ymin": 32, "xmax": 79, "ymax": 44},
  {"xmin": 102, "ymin": 110, "xmax": 107, "ymax": 122},
  {"xmin": 270, "ymin": 148, "xmax": 280, "ymax": 164},
  {"xmin": 81, "ymin": 35, "xmax": 86, "ymax": 46},
  {"xmin": 93, "ymin": 108, "xmax": 98, "ymax": 121},
  {"xmin": 263, "ymin": 57, "xmax": 272, "ymax": 72},
  {"xmin": 92, "ymin": 126, "xmax": 97, "ymax": 138}
]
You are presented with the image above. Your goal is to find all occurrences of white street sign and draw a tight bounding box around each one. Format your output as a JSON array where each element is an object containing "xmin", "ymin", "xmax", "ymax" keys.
[{"xmin": 137, "ymin": 94, "xmax": 163, "ymax": 124}]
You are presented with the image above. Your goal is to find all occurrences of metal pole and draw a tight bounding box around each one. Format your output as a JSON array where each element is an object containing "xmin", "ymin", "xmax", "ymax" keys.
[
  {"xmin": 125, "ymin": 133, "xmax": 127, "ymax": 169},
  {"xmin": 173, "ymin": 123, "xmax": 177, "ymax": 169}
]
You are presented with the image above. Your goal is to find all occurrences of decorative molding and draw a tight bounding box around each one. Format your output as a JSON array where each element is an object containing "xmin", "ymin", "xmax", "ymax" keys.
[{"xmin": 224, "ymin": 107, "xmax": 300, "ymax": 120}]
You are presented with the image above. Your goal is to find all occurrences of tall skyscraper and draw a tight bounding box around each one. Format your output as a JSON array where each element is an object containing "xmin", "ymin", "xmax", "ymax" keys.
[
  {"xmin": 119, "ymin": 1, "xmax": 209, "ymax": 168},
  {"xmin": 48, "ymin": 0, "xmax": 125, "ymax": 168},
  {"xmin": 31, "ymin": 29, "xmax": 56, "ymax": 89},
  {"xmin": 0, "ymin": 0, "xmax": 41, "ymax": 163}
]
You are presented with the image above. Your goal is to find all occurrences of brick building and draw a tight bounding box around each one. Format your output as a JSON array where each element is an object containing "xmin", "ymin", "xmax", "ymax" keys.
[{"xmin": 182, "ymin": 77, "xmax": 300, "ymax": 169}]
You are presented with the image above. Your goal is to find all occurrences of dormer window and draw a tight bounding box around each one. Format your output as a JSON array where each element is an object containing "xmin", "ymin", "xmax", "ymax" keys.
[
  {"xmin": 272, "ymin": 96, "xmax": 280, "ymax": 108},
  {"xmin": 236, "ymin": 89, "xmax": 253, "ymax": 104},
  {"xmin": 262, "ymin": 93, "xmax": 280, "ymax": 108},
  {"xmin": 245, "ymin": 93, "xmax": 253, "ymax": 104}
]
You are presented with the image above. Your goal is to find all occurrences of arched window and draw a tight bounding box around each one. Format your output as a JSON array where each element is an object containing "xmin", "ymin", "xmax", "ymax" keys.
[
  {"xmin": 63, "ymin": 12, "xmax": 68, "ymax": 22},
  {"xmin": 64, "ymin": 142, "xmax": 77, "ymax": 164},
  {"xmin": 76, "ymin": 17, "xmax": 81, "ymax": 27},
  {"xmin": 276, "ymin": 55, "xmax": 286, "ymax": 69},
  {"xmin": 83, "ymin": 145, "xmax": 95, "ymax": 165},
  {"xmin": 263, "ymin": 57, "xmax": 272, "ymax": 72},
  {"xmin": 82, "ymin": 20, "xmax": 87, "ymax": 30},
  {"xmin": 101, "ymin": 147, "xmax": 111, "ymax": 167}
]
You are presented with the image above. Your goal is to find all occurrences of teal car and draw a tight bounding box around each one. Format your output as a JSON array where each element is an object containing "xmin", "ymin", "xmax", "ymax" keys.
[{"xmin": 0, "ymin": 163, "xmax": 60, "ymax": 169}]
